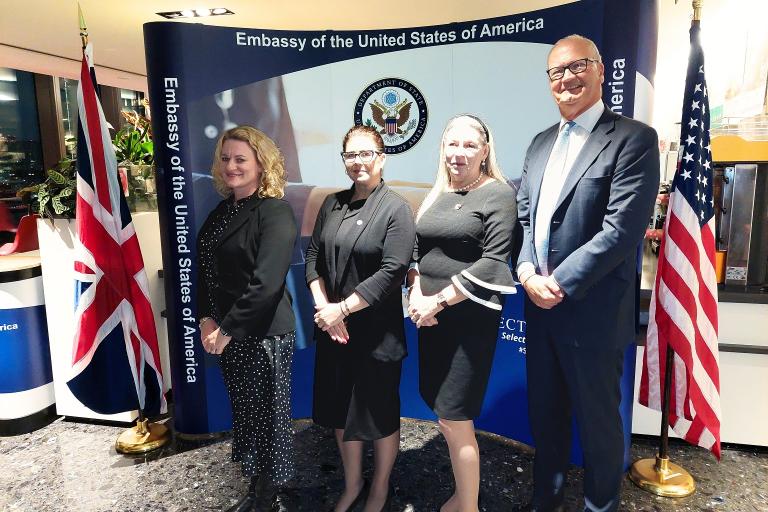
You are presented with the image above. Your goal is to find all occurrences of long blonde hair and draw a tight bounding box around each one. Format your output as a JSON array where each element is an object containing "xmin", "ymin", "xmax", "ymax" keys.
[
  {"xmin": 211, "ymin": 125, "xmax": 287, "ymax": 198},
  {"xmin": 416, "ymin": 115, "xmax": 505, "ymax": 221}
]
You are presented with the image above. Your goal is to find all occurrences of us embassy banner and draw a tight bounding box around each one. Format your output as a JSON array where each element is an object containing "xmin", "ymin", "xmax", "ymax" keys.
[{"xmin": 144, "ymin": 0, "xmax": 658, "ymax": 465}]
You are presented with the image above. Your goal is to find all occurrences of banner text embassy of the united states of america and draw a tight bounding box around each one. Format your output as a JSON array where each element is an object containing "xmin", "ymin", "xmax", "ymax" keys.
[
  {"xmin": 163, "ymin": 77, "xmax": 199, "ymax": 384},
  {"xmin": 234, "ymin": 18, "xmax": 545, "ymax": 51}
]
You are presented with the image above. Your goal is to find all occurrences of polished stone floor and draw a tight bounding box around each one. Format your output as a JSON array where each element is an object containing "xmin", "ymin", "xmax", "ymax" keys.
[{"xmin": 1, "ymin": 417, "xmax": 766, "ymax": 511}]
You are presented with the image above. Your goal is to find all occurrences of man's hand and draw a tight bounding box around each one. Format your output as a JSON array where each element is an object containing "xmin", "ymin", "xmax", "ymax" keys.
[{"xmin": 523, "ymin": 274, "xmax": 564, "ymax": 309}]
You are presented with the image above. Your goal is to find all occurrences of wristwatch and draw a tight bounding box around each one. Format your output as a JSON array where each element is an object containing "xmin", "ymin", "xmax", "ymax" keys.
[{"xmin": 436, "ymin": 292, "xmax": 449, "ymax": 309}]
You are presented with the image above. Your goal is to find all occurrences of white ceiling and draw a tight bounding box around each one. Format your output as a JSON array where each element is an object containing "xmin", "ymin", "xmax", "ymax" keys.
[{"xmin": 0, "ymin": 0, "xmax": 568, "ymax": 77}]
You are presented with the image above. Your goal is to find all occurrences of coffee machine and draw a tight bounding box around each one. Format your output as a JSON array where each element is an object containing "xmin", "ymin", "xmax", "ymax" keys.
[{"xmin": 713, "ymin": 162, "xmax": 768, "ymax": 287}]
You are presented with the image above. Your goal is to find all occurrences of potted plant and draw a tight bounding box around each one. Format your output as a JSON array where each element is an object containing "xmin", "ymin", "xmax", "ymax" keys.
[
  {"xmin": 114, "ymin": 111, "xmax": 157, "ymax": 211},
  {"xmin": 16, "ymin": 158, "xmax": 77, "ymax": 220}
]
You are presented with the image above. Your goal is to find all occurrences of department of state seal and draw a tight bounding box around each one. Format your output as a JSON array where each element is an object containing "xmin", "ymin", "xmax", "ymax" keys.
[{"xmin": 353, "ymin": 78, "xmax": 428, "ymax": 154}]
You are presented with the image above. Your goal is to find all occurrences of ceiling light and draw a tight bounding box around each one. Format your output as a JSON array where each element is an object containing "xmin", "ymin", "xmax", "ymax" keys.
[{"xmin": 156, "ymin": 7, "xmax": 234, "ymax": 19}]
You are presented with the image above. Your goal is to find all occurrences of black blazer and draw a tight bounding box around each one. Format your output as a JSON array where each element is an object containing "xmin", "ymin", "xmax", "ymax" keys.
[
  {"xmin": 197, "ymin": 195, "xmax": 298, "ymax": 340},
  {"xmin": 305, "ymin": 181, "xmax": 416, "ymax": 361}
]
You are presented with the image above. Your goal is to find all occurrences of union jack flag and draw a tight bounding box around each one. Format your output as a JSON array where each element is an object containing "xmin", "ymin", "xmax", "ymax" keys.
[
  {"xmin": 638, "ymin": 21, "xmax": 721, "ymax": 458},
  {"xmin": 67, "ymin": 42, "xmax": 166, "ymax": 416}
]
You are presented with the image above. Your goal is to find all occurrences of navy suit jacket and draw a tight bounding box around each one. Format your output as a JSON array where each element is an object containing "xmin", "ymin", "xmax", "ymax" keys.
[{"xmin": 517, "ymin": 106, "xmax": 660, "ymax": 349}]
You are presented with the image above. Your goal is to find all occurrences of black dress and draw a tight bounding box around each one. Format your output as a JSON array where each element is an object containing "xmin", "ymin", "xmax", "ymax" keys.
[
  {"xmin": 197, "ymin": 194, "xmax": 297, "ymax": 484},
  {"xmin": 305, "ymin": 181, "xmax": 416, "ymax": 441},
  {"xmin": 414, "ymin": 180, "xmax": 517, "ymax": 420}
]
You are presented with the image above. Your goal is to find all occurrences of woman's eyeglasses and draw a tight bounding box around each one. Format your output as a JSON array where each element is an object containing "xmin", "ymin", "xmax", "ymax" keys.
[{"xmin": 340, "ymin": 150, "xmax": 381, "ymax": 164}]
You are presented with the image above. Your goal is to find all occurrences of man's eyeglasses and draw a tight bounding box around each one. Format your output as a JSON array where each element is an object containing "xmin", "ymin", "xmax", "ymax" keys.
[
  {"xmin": 341, "ymin": 150, "xmax": 381, "ymax": 164},
  {"xmin": 546, "ymin": 58, "xmax": 600, "ymax": 81}
]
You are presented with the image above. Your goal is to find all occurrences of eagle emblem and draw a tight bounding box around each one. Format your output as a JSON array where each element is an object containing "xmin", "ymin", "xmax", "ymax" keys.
[
  {"xmin": 367, "ymin": 89, "xmax": 417, "ymax": 140},
  {"xmin": 354, "ymin": 79, "xmax": 428, "ymax": 154}
]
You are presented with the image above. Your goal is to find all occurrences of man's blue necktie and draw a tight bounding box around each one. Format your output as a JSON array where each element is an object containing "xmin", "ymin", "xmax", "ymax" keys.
[{"xmin": 535, "ymin": 121, "xmax": 575, "ymax": 275}]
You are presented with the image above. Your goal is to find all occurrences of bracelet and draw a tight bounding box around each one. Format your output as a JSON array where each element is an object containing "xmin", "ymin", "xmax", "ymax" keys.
[
  {"xmin": 199, "ymin": 316, "xmax": 213, "ymax": 328},
  {"xmin": 520, "ymin": 273, "xmax": 535, "ymax": 286},
  {"xmin": 340, "ymin": 300, "xmax": 350, "ymax": 317}
]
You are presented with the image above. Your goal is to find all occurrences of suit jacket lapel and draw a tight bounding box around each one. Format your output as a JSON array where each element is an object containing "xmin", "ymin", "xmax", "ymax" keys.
[
  {"xmin": 553, "ymin": 109, "xmax": 616, "ymax": 213},
  {"xmin": 216, "ymin": 194, "xmax": 264, "ymax": 249},
  {"xmin": 529, "ymin": 124, "xmax": 560, "ymax": 220},
  {"xmin": 335, "ymin": 180, "xmax": 389, "ymax": 291},
  {"xmin": 322, "ymin": 190, "xmax": 350, "ymax": 298}
]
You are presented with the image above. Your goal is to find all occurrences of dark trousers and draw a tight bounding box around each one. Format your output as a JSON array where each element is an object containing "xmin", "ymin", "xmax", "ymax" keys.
[{"xmin": 526, "ymin": 319, "xmax": 625, "ymax": 512}]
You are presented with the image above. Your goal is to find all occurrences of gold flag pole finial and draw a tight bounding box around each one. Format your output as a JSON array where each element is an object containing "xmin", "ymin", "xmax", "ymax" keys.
[
  {"xmin": 78, "ymin": 3, "xmax": 88, "ymax": 49},
  {"xmin": 693, "ymin": 0, "xmax": 703, "ymax": 21}
]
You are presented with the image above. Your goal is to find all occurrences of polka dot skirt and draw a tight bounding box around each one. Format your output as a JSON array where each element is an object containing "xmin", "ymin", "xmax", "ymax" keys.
[{"xmin": 219, "ymin": 332, "xmax": 296, "ymax": 485}]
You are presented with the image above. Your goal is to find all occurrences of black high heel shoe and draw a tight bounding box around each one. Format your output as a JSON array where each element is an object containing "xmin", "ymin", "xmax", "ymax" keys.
[{"xmin": 329, "ymin": 479, "xmax": 369, "ymax": 512}]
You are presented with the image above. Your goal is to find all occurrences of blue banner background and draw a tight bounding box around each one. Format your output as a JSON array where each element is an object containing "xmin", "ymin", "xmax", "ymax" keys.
[
  {"xmin": 144, "ymin": 0, "xmax": 658, "ymax": 469},
  {"xmin": 0, "ymin": 305, "xmax": 53, "ymax": 393}
]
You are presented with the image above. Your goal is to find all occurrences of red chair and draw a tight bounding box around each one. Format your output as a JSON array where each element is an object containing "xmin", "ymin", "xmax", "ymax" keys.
[{"xmin": 0, "ymin": 214, "xmax": 40, "ymax": 255}]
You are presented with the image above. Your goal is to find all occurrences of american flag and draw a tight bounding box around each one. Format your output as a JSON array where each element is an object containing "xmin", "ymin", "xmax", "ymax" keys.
[
  {"xmin": 66, "ymin": 42, "xmax": 166, "ymax": 416},
  {"xmin": 638, "ymin": 22, "xmax": 721, "ymax": 458}
]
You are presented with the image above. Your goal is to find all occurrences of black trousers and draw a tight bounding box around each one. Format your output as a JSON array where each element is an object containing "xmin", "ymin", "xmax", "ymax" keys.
[{"xmin": 526, "ymin": 318, "xmax": 625, "ymax": 512}]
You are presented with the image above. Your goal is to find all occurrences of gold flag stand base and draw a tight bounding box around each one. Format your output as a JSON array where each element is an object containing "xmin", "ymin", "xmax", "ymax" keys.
[
  {"xmin": 115, "ymin": 418, "xmax": 170, "ymax": 455},
  {"xmin": 629, "ymin": 455, "xmax": 696, "ymax": 498}
]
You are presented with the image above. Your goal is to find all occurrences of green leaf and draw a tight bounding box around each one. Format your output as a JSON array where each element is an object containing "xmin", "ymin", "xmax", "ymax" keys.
[
  {"xmin": 48, "ymin": 169, "xmax": 67, "ymax": 184},
  {"xmin": 56, "ymin": 187, "xmax": 74, "ymax": 198},
  {"xmin": 38, "ymin": 194, "xmax": 50, "ymax": 214},
  {"xmin": 51, "ymin": 196, "xmax": 68, "ymax": 215}
]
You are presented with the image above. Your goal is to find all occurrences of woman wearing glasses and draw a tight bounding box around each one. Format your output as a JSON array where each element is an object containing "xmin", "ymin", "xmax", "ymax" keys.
[
  {"xmin": 407, "ymin": 115, "xmax": 517, "ymax": 512},
  {"xmin": 305, "ymin": 125, "xmax": 416, "ymax": 512}
]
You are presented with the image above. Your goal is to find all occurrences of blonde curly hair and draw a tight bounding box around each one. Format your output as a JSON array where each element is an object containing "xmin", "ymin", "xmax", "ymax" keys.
[{"xmin": 211, "ymin": 126, "xmax": 287, "ymax": 199}]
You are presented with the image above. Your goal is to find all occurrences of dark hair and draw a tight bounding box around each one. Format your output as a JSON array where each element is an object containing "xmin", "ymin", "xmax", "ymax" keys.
[{"xmin": 342, "ymin": 124, "xmax": 385, "ymax": 152}]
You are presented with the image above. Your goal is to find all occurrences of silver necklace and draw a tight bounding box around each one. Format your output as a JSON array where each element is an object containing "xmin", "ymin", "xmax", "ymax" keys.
[{"xmin": 452, "ymin": 174, "xmax": 483, "ymax": 193}]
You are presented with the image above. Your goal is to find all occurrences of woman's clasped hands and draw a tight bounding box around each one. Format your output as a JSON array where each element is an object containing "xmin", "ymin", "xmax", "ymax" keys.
[
  {"xmin": 407, "ymin": 286, "xmax": 441, "ymax": 328},
  {"xmin": 200, "ymin": 319, "xmax": 232, "ymax": 355},
  {"xmin": 314, "ymin": 302, "xmax": 350, "ymax": 344}
]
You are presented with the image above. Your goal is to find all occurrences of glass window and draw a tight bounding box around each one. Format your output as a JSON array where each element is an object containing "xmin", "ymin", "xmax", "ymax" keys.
[
  {"xmin": 59, "ymin": 77, "xmax": 78, "ymax": 160},
  {"xmin": 120, "ymin": 88, "xmax": 146, "ymax": 128},
  {"xmin": 0, "ymin": 67, "xmax": 44, "ymax": 229}
]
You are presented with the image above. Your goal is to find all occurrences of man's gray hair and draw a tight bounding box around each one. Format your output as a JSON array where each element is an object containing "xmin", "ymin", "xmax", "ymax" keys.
[{"xmin": 549, "ymin": 34, "xmax": 602, "ymax": 62}]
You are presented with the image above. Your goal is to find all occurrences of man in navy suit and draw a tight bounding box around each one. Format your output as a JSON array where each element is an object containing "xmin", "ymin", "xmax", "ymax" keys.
[{"xmin": 516, "ymin": 34, "xmax": 660, "ymax": 511}]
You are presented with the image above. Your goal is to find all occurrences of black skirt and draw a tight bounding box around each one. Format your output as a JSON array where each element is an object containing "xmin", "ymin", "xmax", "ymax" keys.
[
  {"xmin": 219, "ymin": 332, "xmax": 295, "ymax": 484},
  {"xmin": 418, "ymin": 300, "xmax": 502, "ymax": 420},
  {"xmin": 313, "ymin": 334, "xmax": 402, "ymax": 441}
]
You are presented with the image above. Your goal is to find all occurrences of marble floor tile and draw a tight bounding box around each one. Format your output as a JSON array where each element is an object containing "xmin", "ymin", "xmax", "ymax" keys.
[{"xmin": 0, "ymin": 417, "xmax": 766, "ymax": 511}]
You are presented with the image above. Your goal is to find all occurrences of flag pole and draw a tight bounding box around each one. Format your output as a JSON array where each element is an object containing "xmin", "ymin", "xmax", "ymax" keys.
[
  {"xmin": 629, "ymin": 1, "xmax": 702, "ymax": 496},
  {"xmin": 78, "ymin": 3, "xmax": 87, "ymax": 50},
  {"xmin": 74, "ymin": 4, "xmax": 167, "ymax": 454}
]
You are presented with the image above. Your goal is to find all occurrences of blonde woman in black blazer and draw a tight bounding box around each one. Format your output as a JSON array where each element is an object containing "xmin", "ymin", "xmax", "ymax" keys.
[
  {"xmin": 305, "ymin": 125, "xmax": 416, "ymax": 512},
  {"xmin": 197, "ymin": 126, "xmax": 298, "ymax": 512}
]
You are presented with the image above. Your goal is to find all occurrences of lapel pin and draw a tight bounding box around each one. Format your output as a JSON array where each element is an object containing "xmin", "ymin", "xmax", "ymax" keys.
[
  {"xmin": 356, "ymin": 219, "xmax": 363, "ymax": 225},
  {"xmin": 454, "ymin": 203, "xmax": 463, "ymax": 210}
]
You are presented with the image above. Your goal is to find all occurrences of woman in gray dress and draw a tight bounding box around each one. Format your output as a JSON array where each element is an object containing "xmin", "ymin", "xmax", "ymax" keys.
[{"xmin": 407, "ymin": 115, "xmax": 517, "ymax": 512}]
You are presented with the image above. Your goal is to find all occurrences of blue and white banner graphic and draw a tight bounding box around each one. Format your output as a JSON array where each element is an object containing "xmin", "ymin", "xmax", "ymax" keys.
[{"xmin": 145, "ymin": 0, "xmax": 658, "ymax": 466}]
